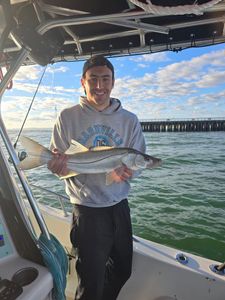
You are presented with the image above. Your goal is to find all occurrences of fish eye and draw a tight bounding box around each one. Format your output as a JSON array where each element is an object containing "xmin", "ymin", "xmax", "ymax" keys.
[{"xmin": 144, "ymin": 156, "xmax": 150, "ymax": 162}]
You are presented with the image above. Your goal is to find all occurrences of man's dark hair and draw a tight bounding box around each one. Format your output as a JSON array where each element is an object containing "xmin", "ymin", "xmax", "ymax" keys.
[{"xmin": 82, "ymin": 55, "xmax": 114, "ymax": 79}]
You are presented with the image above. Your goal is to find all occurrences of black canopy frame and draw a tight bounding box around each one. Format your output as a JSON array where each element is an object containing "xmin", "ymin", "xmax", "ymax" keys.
[{"xmin": 0, "ymin": 0, "xmax": 225, "ymax": 66}]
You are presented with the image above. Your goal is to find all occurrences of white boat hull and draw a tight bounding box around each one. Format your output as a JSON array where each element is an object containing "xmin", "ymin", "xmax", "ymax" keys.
[
  {"xmin": 119, "ymin": 237, "xmax": 225, "ymax": 300},
  {"xmin": 34, "ymin": 204, "xmax": 225, "ymax": 300}
]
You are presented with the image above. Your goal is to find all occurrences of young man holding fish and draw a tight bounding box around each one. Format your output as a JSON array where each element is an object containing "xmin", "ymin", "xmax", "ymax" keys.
[{"xmin": 48, "ymin": 55, "xmax": 146, "ymax": 300}]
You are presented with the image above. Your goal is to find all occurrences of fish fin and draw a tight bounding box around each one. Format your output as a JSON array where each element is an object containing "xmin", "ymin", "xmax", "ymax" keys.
[
  {"xmin": 65, "ymin": 139, "xmax": 88, "ymax": 154},
  {"xmin": 90, "ymin": 146, "xmax": 114, "ymax": 151},
  {"xmin": 105, "ymin": 171, "xmax": 115, "ymax": 185},
  {"xmin": 18, "ymin": 136, "xmax": 48, "ymax": 170},
  {"xmin": 19, "ymin": 155, "xmax": 44, "ymax": 170},
  {"xmin": 59, "ymin": 170, "xmax": 80, "ymax": 179}
]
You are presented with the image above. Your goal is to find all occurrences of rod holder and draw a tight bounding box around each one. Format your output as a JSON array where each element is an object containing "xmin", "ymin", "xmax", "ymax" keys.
[
  {"xmin": 176, "ymin": 253, "xmax": 189, "ymax": 265},
  {"xmin": 209, "ymin": 264, "xmax": 225, "ymax": 276}
]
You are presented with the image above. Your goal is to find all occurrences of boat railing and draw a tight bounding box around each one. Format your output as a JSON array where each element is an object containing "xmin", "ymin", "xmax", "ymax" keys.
[
  {"xmin": 0, "ymin": 47, "xmax": 52, "ymax": 240},
  {"xmin": 30, "ymin": 184, "xmax": 71, "ymax": 217}
]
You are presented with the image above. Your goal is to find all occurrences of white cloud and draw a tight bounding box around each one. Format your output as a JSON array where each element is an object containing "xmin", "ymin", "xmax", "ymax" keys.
[
  {"xmin": 46, "ymin": 66, "xmax": 69, "ymax": 73},
  {"xmin": 130, "ymin": 53, "xmax": 170, "ymax": 63},
  {"xmin": 187, "ymin": 90, "xmax": 225, "ymax": 105},
  {"xmin": 14, "ymin": 66, "xmax": 41, "ymax": 81},
  {"xmin": 195, "ymin": 70, "xmax": 225, "ymax": 88},
  {"xmin": 117, "ymin": 48, "xmax": 225, "ymax": 94},
  {"xmin": 112, "ymin": 48, "xmax": 225, "ymax": 119},
  {"xmin": 7, "ymin": 81, "xmax": 80, "ymax": 96},
  {"xmin": 137, "ymin": 63, "xmax": 148, "ymax": 68},
  {"xmin": 154, "ymin": 49, "xmax": 225, "ymax": 85},
  {"xmin": 2, "ymin": 47, "xmax": 225, "ymax": 128}
]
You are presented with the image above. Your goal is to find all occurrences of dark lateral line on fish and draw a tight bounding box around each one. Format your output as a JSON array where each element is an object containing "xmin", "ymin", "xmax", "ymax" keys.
[
  {"xmin": 26, "ymin": 152, "xmax": 128, "ymax": 165},
  {"xmin": 67, "ymin": 152, "xmax": 128, "ymax": 165}
]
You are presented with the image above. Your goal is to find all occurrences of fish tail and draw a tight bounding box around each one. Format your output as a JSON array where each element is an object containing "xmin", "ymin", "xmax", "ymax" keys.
[{"xmin": 18, "ymin": 136, "xmax": 50, "ymax": 170}]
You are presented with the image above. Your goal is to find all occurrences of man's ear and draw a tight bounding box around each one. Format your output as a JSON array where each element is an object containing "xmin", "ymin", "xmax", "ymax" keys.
[
  {"xmin": 81, "ymin": 77, "xmax": 84, "ymax": 88},
  {"xmin": 81, "ymin": 77, "xmax": 86, "ymax": 94}
]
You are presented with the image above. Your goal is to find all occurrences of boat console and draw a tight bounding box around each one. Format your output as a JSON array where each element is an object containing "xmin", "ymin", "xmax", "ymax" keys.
[
  {"xmin": 0, "ymin": 143, "xmax": 53, "ymax": 300},
  {"xmin": 0, "ymin": 208, "xmax": 53, "ymax": 300}
]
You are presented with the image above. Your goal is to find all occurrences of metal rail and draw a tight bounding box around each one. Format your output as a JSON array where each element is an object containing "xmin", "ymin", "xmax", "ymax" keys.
[
  {"xmin": 0, "ymin": 45, "xmax": 51, "ymax": 240},
  {"xmin": 30, "ymin": 184, "xmax": 70, "ymax": 217}
]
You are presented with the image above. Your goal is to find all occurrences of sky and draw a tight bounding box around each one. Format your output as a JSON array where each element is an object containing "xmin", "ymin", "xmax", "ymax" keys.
[{"xmin": 1, "ymin": 43, "xmax": 225, "ymax": 129}]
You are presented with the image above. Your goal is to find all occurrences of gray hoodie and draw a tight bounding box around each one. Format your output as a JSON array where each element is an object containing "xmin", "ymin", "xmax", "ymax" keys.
[{"xmin": 50, "ymin": 96, "xmax": 146, "ymax": 207}]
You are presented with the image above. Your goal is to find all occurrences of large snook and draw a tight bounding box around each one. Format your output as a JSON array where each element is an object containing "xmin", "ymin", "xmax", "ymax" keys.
[{"xmin": 19, "ymin": 136, "xmax": 162, "ymax": 185}]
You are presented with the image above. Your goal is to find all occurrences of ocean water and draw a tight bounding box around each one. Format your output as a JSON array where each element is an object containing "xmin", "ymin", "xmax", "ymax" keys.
[{"xmin": 7, "ymin": 129, "xmax": 225, "ymax": 262}]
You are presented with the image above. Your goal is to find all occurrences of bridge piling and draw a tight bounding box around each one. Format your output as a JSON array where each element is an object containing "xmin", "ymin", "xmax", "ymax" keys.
[{"xmin": 141, "ymin": 119, "xmax": 225, "ymax": 132}]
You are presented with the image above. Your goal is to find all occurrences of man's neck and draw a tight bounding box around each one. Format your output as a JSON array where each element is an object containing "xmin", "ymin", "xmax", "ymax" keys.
[{"xmin": 87, "ymin": 98, "xmax": 111, "ymax": 111}]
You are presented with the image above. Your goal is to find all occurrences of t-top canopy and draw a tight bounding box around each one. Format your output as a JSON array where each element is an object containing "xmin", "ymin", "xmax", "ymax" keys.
[{"xmin": 0, "ymin": 0, "xmax": 225, "ymax": 66}]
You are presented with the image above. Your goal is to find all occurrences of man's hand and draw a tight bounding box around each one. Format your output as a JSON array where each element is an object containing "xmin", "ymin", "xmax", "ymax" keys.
[
  {"xmin": 47, "ymin": 149, "xmax": 69, "ymax": 177},
  {"xmin": 110, "ymin": 165, "xmax": 133, "ymax": 183}
]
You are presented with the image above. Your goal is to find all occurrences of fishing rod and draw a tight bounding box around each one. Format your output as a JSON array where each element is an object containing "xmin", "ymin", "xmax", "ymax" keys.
[{"xmin": 14, "ymin": 65, "xmax": 48, "ymax": 149}]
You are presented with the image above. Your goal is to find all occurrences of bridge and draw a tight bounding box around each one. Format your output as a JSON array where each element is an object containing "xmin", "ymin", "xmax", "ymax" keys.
[{"xmin": 140, "ymin": 118, "xmax": 225, "ymax": 132}]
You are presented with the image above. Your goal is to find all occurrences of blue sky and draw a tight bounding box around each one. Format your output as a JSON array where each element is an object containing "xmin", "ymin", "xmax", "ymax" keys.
[{"xmin": 2, "ymin": 43, "xmax": 225, "ymax": 129}]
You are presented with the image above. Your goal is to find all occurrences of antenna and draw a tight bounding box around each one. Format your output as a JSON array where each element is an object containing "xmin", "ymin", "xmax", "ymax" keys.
[{"xmin": 54, "ymin": 105, "xmax": 58, "ymax": 119}]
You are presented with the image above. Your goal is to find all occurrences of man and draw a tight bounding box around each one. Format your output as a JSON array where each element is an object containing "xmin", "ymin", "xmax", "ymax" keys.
[{"xmin": 48, "ymin": 55, "xmax": 146, "ymax": 300}]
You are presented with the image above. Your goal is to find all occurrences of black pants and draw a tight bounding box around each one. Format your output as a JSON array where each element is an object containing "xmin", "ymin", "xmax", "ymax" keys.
[{"xmin": 70, "ymin": 199, "xmax": 133, "ymax": 300}]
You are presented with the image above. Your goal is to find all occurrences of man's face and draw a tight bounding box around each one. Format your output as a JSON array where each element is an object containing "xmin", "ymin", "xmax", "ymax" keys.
[{"xmin": 81, "ymin": 65, "xmax": 114, "ymax": 111}]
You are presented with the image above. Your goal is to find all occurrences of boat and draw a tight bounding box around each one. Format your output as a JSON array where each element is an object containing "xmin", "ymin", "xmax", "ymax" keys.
[{"xmin": 0, "ymin": 1, "xmax": 225, "ymax": 299}]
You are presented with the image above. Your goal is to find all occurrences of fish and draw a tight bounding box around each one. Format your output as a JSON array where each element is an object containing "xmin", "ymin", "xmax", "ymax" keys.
[{"xmin": 18, "ymin": 136, "xmax": 162, "ymax": 185}]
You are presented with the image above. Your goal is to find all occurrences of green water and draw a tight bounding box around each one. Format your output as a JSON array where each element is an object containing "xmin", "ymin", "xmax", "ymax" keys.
[
  {"xmin": 10, "ymin": 129, "xmax": 225, "ymax": 262},
  {"xmin": 130, "ymin": 131, "xmax": 225, "ymax": 262}
]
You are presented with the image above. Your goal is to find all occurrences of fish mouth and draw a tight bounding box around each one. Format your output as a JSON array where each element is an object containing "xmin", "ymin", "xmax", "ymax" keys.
[
  {"xmin": 155, "ymin": 158, "xmax": 162, "ymax": 167},
  {"xmin": 147, "ymin": 158, "xmax": 162, "ymax": 168}
]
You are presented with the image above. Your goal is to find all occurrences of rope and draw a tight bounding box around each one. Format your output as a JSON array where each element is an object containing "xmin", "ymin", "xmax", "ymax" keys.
[
  {"xmin": 14, "ymin": 65, "xmax": 47, "ymax": 148},
  {"xmin": 38, "ymin": 233, "xmax": 68, "ymax": 300},
  {"xmin": 128, "ymin": 0, "xmax": 223, "ymax": 15}
]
